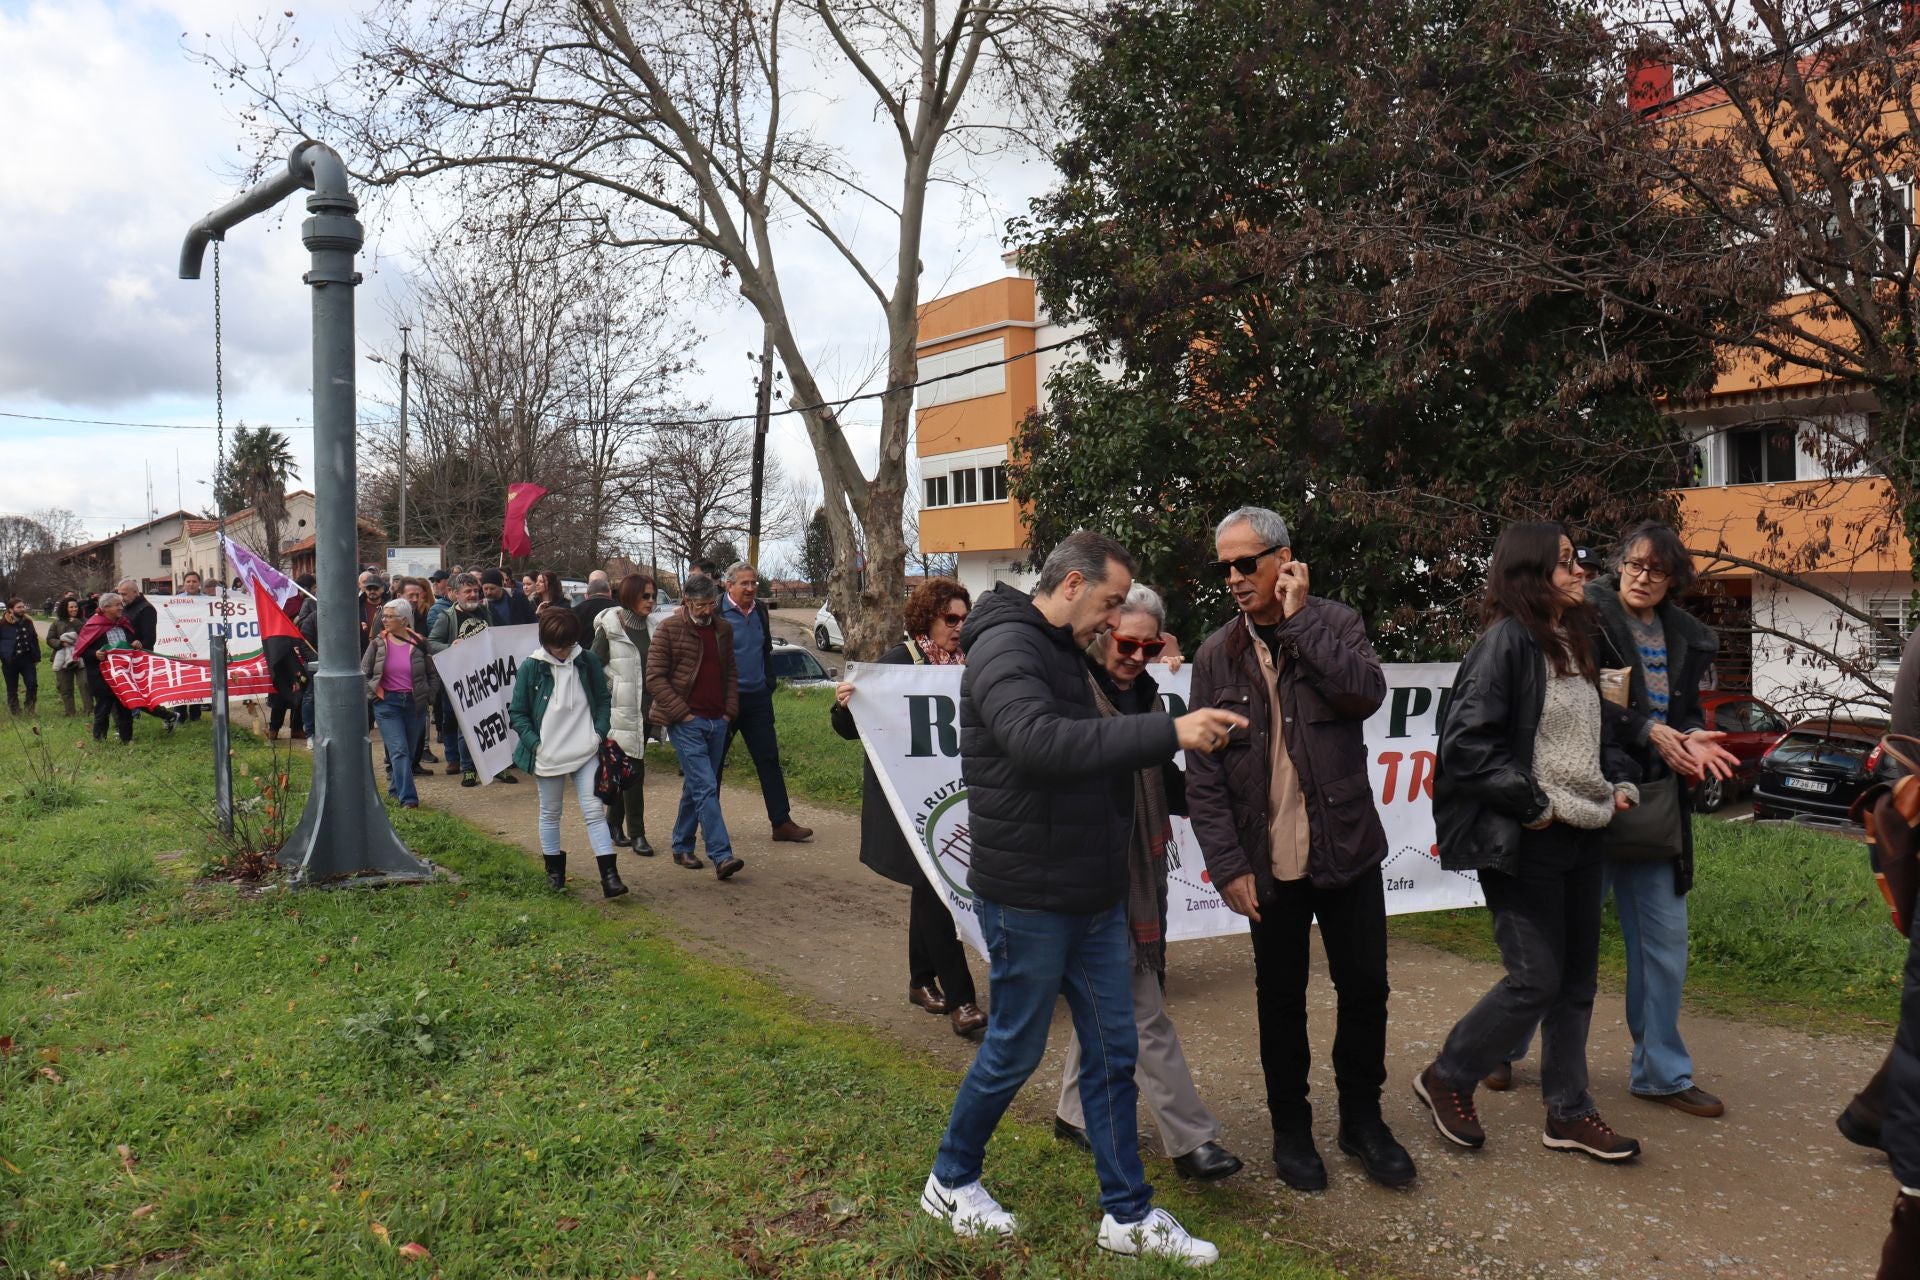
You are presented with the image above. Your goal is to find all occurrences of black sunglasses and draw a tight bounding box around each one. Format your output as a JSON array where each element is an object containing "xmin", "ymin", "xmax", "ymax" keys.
[{"xmin": 1211, "ymin": 543, "xmax": 1286, "ymax": 577}]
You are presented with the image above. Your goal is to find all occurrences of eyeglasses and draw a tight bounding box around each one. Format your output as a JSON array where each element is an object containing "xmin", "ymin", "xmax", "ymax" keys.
[
  {"xmin": 638, "ymin": 592, "xmax": 657, "ymax": 601},
  {"xmin": 1211, "ymin": 543, "xmax": 1285, "ymax": 577},
  {"xmin": 1555, "ymin": 556, "xmax": 1578, "ymax": 574},
  {"xmin": 939, "ymin": 611, "xmax": 968, "ymax": 628},
  {"xmin": 1111, "ymin": 636, "xmax": 1167, "ymax": 659},
  {"xmin": 1620, "ymin": 558, "xmax": 1670, "ymax": 584}
]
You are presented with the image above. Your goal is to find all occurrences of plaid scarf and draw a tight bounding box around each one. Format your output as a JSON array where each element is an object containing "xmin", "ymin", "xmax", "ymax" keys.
[
  {"xmin": 912, "ymin": 634, "xmax": 962, "ymax": 665},
  {"xmin": 1089, "ymin": 673, "xmax": 1172, "ymax": 977}
]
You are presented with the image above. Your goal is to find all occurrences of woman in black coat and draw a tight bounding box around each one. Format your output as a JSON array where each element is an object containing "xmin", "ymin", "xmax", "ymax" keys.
[{"xmin": 830, "ymin": 577, "xmax": 985, "ymax": 1038}]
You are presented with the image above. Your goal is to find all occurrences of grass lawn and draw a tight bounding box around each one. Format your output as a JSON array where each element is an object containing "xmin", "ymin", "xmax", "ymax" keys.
[
  {"xmin": 0, "ymin": 717, "xmax": 1352, "ymax": 1280},
  {"xmin": 646, "ymin": 685, "xmax": 866, "ymax": 810}
]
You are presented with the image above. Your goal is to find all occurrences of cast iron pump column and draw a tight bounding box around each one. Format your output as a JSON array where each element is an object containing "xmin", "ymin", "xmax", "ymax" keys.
[{"xmin": 180, "ymin": 140, "xmax": 434, "ymax": 887}]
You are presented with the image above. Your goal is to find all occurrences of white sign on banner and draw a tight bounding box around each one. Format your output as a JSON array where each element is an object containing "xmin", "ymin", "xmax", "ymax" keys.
[
  {"xmin": 152, "ymin": 591, "xmax": 264, "ymax": 662},
  {"xmin": 431, "ymin": 624, "xmax": 538, "ymax": 783},
  {"xmin": 847, "ymin": 660, "xmax": 1478, "ymax": 957},
  {"xmin": 386, "ymin": 546, "xmax": 444, "ymax": 581}
]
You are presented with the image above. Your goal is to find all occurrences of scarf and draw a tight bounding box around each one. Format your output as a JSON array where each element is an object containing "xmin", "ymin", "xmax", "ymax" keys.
[
  {"xmin": 912, "ymin": 634, "xmax": 962, "ymax": 665},
  {"xmin": 1089, "ymin": 672, "xmax": 1173, "ymax": 977}
]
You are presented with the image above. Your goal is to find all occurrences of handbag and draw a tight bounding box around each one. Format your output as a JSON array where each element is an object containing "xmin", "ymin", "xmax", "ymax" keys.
[
  {"xmin": 593, "ymin": 738, "xmax": 640, "ymax": 805},
  {"xmin": 1858, "ymin": 735, "xmax": 1920, "ymax": 935},
  {"xmin": 1604, "ymin": 771, "xmax": 1685, "ymax": 862}
]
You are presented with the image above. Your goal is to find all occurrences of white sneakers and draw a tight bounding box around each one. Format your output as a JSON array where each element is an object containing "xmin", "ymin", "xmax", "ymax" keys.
[
  {"xmin": 922, "ymin": 1175, "xmax": 1218, "ymax": 1266},
  {"xmin": 1097, "ymin": 1207, "xmax": 1220, "ymax": 1266},
  {"xmin": 920, "ymin": 1174, "xmax": 1016, "ymax": 1237}
]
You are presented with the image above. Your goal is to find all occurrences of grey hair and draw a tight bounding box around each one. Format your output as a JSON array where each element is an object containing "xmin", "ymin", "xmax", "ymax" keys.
[
  {"xmin": 587, "ymin": 578, "xmax": 612, "ymax": 597},
  {"xmin": 1215, "ymin": 506, "xmax": 1291, "ymax": 549},
  {"xmin": 1035, "ymin": 530, "xmax": 1135, "ymax": 597},
  {"xmin": 381, "ymin": 599, "xmax": 413, "ymax": 620},
  {"xmin": 1116, "ymin": 583, "xmax": 1166, "ymax": 632},
  {"xmin": 97, "ymin": 591, "xmax": 124, "ymax": 610},
  {"xmin": 115, "ymin": 577, "xmax": 138, "ymax": 594},
  {"xmin": 725, "ymin": 561, "xmax": 757, "ymax": 584},
  {"xmin": 450, "ymin": 572, "xmax": 480, "ymax": 592},
  {"xmin": 683, "ymin": 572, "xmax": 720, "ymax": 602}
]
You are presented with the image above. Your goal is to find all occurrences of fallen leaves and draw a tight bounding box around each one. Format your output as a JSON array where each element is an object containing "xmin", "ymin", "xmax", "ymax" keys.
[
  {"xmin": 370, "ymin": 1222, "xmax": 391, "ymax": 1245},
  {"xmin": 396, "ymin": 1242, "xmax": 432, "ymax": 1263},
  {"xmin": 129, "ymin": 1204, "xmax": 156, "ymax": 1221}
]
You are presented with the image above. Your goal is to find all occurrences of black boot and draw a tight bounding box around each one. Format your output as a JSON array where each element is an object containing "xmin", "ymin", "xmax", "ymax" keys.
[
  {"xmin": 630, "ymin": 830, "xmax": 656, "ymax": 857},
  {"xmin": 596, "ymin": 854, "xmax": 629, "ymax": 898},
  {"xmin": 543, "ymin": 853, "xmax": 568, "ymax": 890},
  {"xmin": 607, "ymin": 816, "xmax": 631, "ymax": 848}
]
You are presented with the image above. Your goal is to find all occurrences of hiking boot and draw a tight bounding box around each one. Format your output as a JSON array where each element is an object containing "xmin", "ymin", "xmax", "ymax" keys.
[
  {"xmin": 771, "ymin": 820, "xmax": 814, "ymax": 842},
  {"xmin": 715, "ymin": 855, "xmax": 745, "ymax": 881},
  {"xmin": 921, "ymin": 1173, "xmax": 1016, "ymax": 1238},
  {"xmin": 1483, "ymin": 1061, "xmax": 1514, "ymax": 1091},
  {"xmin": 595, "ymin": 854, "xmax": 628, "ymax": 899},
  {"xmin": 1631, "ymin": 1085, "xmax": 1724, "ymax": 1118},
  {"xmin": 1413, "ymin": 1064, "xmax": 1485, "ymax": 1150},
  {"xmin": 542, "ymin": 854, "xmax": 568, "ymax": 891},
  {"xmin": 1543, "ymin": 1111, "xmax": 1641, "ymax": 1162},
  {"xmin": 1270, "ymin": 1129, "xmax": 1327, "ymax": 1192},
  {"xmin": 495, "ymin": 770, "xmax": 519, "ymax": 783},
  {"xmin": 461, "ymin": 770, "xmax": 479, "ymax": 787},
  {"xmin": 1096, "ymin": 1207, "xmax": 1218, "ymax": 1266},
  {"xmin": 1337, "ymin": 1115, "xmax": 1416, "ymax": 1187}
]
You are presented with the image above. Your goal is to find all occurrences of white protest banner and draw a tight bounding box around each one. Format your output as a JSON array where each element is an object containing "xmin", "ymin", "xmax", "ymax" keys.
[
  {"xmin": 847, "ymin": 659, "xmax": 1477, "ymax": 957},
  {"xmin": 153, "ymin": 591, "xmax": 264, "ymax": 661},
  {"xmin": 431, "ymin": 624, "xmax": 538, "ymax": 783}
]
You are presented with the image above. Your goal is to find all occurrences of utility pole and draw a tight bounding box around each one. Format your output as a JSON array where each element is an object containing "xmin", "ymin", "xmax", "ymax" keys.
[
  {"xmin": 397, "ymin": 325, "xmax": 410, "ymax": 544},
  {"xmin": 747, "ymin": 324, "xmax": 773, "ymax": 568}
]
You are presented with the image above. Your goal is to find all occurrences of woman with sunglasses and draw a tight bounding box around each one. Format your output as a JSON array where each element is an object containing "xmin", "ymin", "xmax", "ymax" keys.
[
  {"xmin": 1417, "ymin": 522, "xmax": 1644, "ymax": 1162},
  {"xmin": 831, "ymin": 576, "xmax": 987, "ymax": 1038},
  {"xmin": 1049, "ymin": 584, "xmax": 1244, "ymax": 1182},
  {"xmin": 592, "ymin": 573, "xmax": 659, "ymax": 856}
]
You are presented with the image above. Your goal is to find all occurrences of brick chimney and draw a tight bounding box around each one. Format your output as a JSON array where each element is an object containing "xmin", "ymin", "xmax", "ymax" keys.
[{"xmin": 1628, "ymin": 51, "xmax": 1675, "ymax": 114}]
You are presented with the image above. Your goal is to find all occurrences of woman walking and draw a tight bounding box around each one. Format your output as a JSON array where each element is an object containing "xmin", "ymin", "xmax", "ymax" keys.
[
  {"xmin": 1415, "ymin": 522, "xmax": 1644, "ymax": 1162},
  {"xmin": 361, "ymin": 600, "xmax": 438, "ymax": 809},
  {"xmin": 71, "ymin": 591, "xmax": 136, "ymax": 743},
  {"xmin": 831, "ymin": 577, "xmax": 987, "ymax": 1038},
  {"xmin": 592, "ymin": 572, "xmax": 657, "ymax": 856},
  {"xmin": 1051, "ymin": 584, "xmax": 1243, "ymax": 1182},
  {"xmin": 47, "ymin": 598, "xmax": 90, "ymax": 718},
  {"xmin": 509, "ymin": 608, "xmax": 624, "ymax": 898}
]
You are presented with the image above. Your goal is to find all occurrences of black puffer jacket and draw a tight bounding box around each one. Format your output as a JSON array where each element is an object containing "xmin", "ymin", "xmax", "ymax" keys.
[
  {"xmin": 1433, "ymin": 617, "xmax": 1638, "ymax": 877},
  {"xmin": 958, "ymin": 584, "xmax": 1180, "ymax": 914}
]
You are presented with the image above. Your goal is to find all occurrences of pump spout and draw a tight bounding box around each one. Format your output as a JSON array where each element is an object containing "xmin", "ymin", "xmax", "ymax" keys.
[{"xmin": 179, "ymin": 140, "xmax": 346, "ymax": 279}]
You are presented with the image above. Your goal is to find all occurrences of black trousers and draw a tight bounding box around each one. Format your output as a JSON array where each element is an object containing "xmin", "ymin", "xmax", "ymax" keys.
[
  {"xmin": 1247, "ymin": 866, "xmax": 1391, "ymax": 1133},
  {"xmin": 907, "ymin": 874, "xmax": 977, "ymax": 1007},
  {"xmin": 3, "ymin": 659, "xmax": 37, "ymax": 711},
  {"xmin": 603, "ymin": 763, "xmax": 647, "ymax": 835},
  {"xmin": 92, "ymin": 687, "xmax": 133, "ymax": 742}
]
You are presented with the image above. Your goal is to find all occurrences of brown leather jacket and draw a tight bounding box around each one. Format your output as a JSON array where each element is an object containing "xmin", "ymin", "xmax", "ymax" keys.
[
  {"xmin": 1185, "ymin": 597, "xmax": 1388, "ymax": 896},
  {"xmin": 644, "ymin": 609, "xmax": 739, "ymax": 727}
]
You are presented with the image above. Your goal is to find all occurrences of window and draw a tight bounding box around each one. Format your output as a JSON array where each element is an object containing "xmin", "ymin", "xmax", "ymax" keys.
[
  {"xmin": 924, "ymin": 474, "xmax": 949, "ymax": 508},
  {"xmin": 1729, "ymin": 423, "xmax": 1800, "ymax": 484},
  {"xmin": 158, "ymin": 549, "xmax": 172, "ymax": 567},
  {"xmin": 951, "ymin": 467, "xmax": 978, "ymax": 505},
  {"xmin": 1789, "ymin": 178, "xmax": 1913, "ymax": 291},
  {"xmin": 919, "ymin": 447, "xmax": 1010, "ymax": 509},
  {"xmin": 917, "ymin": 339, "xmax": 1008, "ymax": 408},
  {"xmin": 980, "ymin": 464, "xmax": 1008, "ymax": 502},
  {"xmin": 1870, "ymin": 596, "xmax": 1916, "ymax": 668}
]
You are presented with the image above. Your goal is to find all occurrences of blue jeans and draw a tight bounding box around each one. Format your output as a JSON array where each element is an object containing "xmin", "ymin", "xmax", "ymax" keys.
[
  {"xmin": 932, "ymin": 900, "xmax": 1152, "ymax": 1224},
  {"xmin": 536, "ymin": 758, "xmax": 614, "ymax": 857},
  {"xmin": 723, "ymin": 686, "xmax": 792, "ymax": 826},
  {"xmin": 370, "ymin": 692, "xmax": 422, "ymax": 805},
  {"xmin": 668, "ymin": 716, "xmax": 733, "ymax": 863},
  {"xmin": 1607, "ymin": 859, "xmax": 1695, "ymax": 1095}
]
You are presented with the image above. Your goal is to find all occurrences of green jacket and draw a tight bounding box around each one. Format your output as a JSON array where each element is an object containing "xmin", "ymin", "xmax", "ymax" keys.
[{"xmin": 507, "ymin": 647, "xmax": 612, "ymax": 775}]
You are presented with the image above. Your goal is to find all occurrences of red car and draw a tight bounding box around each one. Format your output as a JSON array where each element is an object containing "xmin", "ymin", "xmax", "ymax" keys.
[{"xmin": 1692, "ymin": 690, "xmax": 1789, "ymax": 811}]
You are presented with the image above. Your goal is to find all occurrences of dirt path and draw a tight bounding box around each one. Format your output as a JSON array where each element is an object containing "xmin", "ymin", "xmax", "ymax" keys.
[{"xmin": 406, "ymin": 751, "xmax": 1892, "ymax": 1278}]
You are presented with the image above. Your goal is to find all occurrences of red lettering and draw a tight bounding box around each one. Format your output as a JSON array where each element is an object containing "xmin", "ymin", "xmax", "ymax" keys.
[
  {"xmin": 1376, "ymin": 751, "xmax": 1404, "ymax": 804},
  {"xmin": 1407, "ymin": 750, "xmax": 1436, "ymax": 803}
]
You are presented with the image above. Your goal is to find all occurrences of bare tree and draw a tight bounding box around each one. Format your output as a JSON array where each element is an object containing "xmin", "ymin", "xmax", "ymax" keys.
[{"xmin": 210, "ymin": 0, "xmax": 1090, "ymax": 656}]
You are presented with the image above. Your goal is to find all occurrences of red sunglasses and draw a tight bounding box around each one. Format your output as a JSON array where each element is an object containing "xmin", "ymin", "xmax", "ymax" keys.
[
  {"xmin": 939, "ymin": 610, "xmax": 968, "ymax": 628},
  {"xmin": 1111, "ymin": 636, "xmax": 1166, "ymax": 659}
]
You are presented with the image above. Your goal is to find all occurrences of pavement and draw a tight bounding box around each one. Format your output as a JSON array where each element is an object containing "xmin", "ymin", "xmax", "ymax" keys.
[{"xmin": 400, "ymin": 742, "xmax": 1898, "ymax": 1280}]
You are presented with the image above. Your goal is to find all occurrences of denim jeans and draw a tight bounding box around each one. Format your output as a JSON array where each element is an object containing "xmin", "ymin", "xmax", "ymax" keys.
[
  {"xmin": 370, "ymin": 692, "xmax": 421, "ymax": 805},
  {"xmin": 536, "ymin": 758, "xmax": 614, "ymax": 857},
  {"xmin": 1435, "ymin": 824, "xmax": 1604, "ymax": 1121},
  {"xmin": 1606, "ymin": 858, "xmax": 1696, "ymax": 1096},
  {"xmin": 668, "ymin": 716, "xmax": 733, "ymax": 863},
  {"xmin": 932, "ymin": 900, "xmax": 1153, "ymax": 1225},
  {"xmin": 723, "ymin": 686, "xmax": 792, "ymax": 827}
]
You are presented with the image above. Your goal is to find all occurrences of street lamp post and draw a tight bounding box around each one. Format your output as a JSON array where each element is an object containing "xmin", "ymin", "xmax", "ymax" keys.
[{"xmin": 368, "ymin": 325, "xmax": 411, "ymax": 544}]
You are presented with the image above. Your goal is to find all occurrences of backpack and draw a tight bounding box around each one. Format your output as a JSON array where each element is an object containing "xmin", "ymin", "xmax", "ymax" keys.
[{"xmin": 1856, "ymin": 734, "xmax": 1920, "ymax": 935}]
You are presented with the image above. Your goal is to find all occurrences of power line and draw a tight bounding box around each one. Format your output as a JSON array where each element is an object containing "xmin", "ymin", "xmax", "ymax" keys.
[{"xmin": 0, "ymin": 410, "xmax": 315, "ymax": 432}]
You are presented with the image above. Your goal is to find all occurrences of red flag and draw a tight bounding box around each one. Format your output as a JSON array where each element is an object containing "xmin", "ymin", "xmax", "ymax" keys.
[
  {"xmin": 251, "ymin": 575, "xmax": 303, "ymax": 642},
  {"xmin": 502, "ymin": 483, "xmax": 548, "ymax": 558}
]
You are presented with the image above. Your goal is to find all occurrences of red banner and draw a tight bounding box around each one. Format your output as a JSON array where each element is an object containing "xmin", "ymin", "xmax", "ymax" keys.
[
  {"xmin": 101, "ymin": 650, "xmax": 276, "ymax": 710},
  {"xmin": 502, "ymin": 482, "xmax": 548, "ymax": 559}
]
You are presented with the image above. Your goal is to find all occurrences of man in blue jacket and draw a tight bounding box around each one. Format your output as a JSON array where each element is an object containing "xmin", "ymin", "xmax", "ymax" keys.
[
  {"xmin": 919, "ymin": 530, "xmax": 1245, "ymax": 1267},
  {"xmin": 720, "ymin": 561, "xmax": 813, "ymax": 843}
]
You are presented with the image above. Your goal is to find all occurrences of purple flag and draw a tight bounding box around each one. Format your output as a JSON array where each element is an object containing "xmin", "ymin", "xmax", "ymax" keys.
[{"xmin": 220, "ymin": 534, "xmax": 300, "ymax": 608}]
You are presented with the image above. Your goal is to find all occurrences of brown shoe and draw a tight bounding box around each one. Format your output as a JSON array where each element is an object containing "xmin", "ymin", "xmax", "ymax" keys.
[
  {"xmin": 1631, "ymin": 1085, "xmax": 1724, "ymax": 1118},
  {"xmin": 949, "ymin": 1004, "xmax": 987, "ymax": 1038},
  {"xmin": 1483, "ymin": 1061, "xmax": 1513, "ymax": 1091},
  {"xmin": 1543, "ymin": 1111, "xmax": 1641, "ymax": 1162},
  {"xmin": 444, "ymin": 763, "xmax": 461, "ymax": 775},
  {"xmin": 909, "ymin": 985, "xmax": 949, "ymax": 1015},
  {"xmin": 771, "ymin": 820, "xmax": 814, "ymax": 843},
  {"xmin": 1413, "ymin": 1064, "xmax": 1484, "ymax": 1149}
]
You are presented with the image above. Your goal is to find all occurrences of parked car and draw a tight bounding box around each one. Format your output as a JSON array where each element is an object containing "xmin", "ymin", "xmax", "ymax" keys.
[
  {"xmin": 813, "ymin": 602, "xmax": 844, "ymax": 652},
  {"xmin": 1750, "ymin": 715, "xmax": 1897, "ymax": 825},
  {"xmin": 1692, "ymin": 690, "xmax": 1788, "ymax": 812},
  {"xmin": 647, "ymin": 590, "xmax": 678, "ymax": 638},
  {"xmin": 769, "ymin": 638, "xmax": 838, "ymax": 688}
]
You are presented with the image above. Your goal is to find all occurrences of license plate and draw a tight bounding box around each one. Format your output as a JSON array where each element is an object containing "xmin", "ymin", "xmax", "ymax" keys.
[{"xmin": 1782, "ymin": 776, "xmax": 1831, "ymax": 794}]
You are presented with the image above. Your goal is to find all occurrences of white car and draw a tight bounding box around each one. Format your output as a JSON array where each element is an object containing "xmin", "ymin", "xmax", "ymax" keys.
[
  {"xmin": 813, "ymin": 602, "xmax": 844, "ymax": 652},
  {"xmin": 769, "ymin": 638, "xmax": 838, "ymax": 687},
  {"xmin": 648, "ymin": 591, "xmax": 678, "ymax": 637}
]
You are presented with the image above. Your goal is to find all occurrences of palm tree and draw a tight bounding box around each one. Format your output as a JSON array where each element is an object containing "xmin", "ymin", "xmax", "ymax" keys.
[{"xmin": 220, "ymin": 425, "xmax": 300, "ymax": 567}]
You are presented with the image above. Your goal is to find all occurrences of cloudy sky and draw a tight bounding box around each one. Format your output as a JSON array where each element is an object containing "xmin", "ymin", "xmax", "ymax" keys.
[{"xmin": 0, "ymin": 0, "xmax": 1059, "ymax": 562}]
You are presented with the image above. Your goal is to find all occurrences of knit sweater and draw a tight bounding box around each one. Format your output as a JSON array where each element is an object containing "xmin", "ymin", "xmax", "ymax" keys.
[{"xmin": 1533, "ymin": 664, "xmax": 1638, "ymax": 829}]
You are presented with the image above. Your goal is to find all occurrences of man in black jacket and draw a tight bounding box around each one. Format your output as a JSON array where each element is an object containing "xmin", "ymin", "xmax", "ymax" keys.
[
  {"xmin": 921, "ymin": 531, "xmax": 1244, "ymax": 1266},
  {"xmin": 1184, "ymin": 505, "xmax": 1414, "ymax": 1192},
  {"xmin": 0, "ymin": 598, "xmax": 41, "ymax": 713},
  {"xmin": 115, "ymin": 578, "xmax": 178, "ymax": 732}
]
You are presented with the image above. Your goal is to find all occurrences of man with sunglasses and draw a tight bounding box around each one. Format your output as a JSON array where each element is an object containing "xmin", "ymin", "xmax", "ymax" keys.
[{"xmin": 1185, "ymin": 505, "xmax": 1413, "ymax": 1193}]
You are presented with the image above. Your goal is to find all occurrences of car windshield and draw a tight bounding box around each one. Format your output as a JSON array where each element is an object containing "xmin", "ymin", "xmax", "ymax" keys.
[
  {"xmin": 1770, "ymin": 732, "xmax": 1871, "ymax": 770},
  {"xmin": 769, "ymin": 649, "xmax": 826, "ymax": 682}
]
